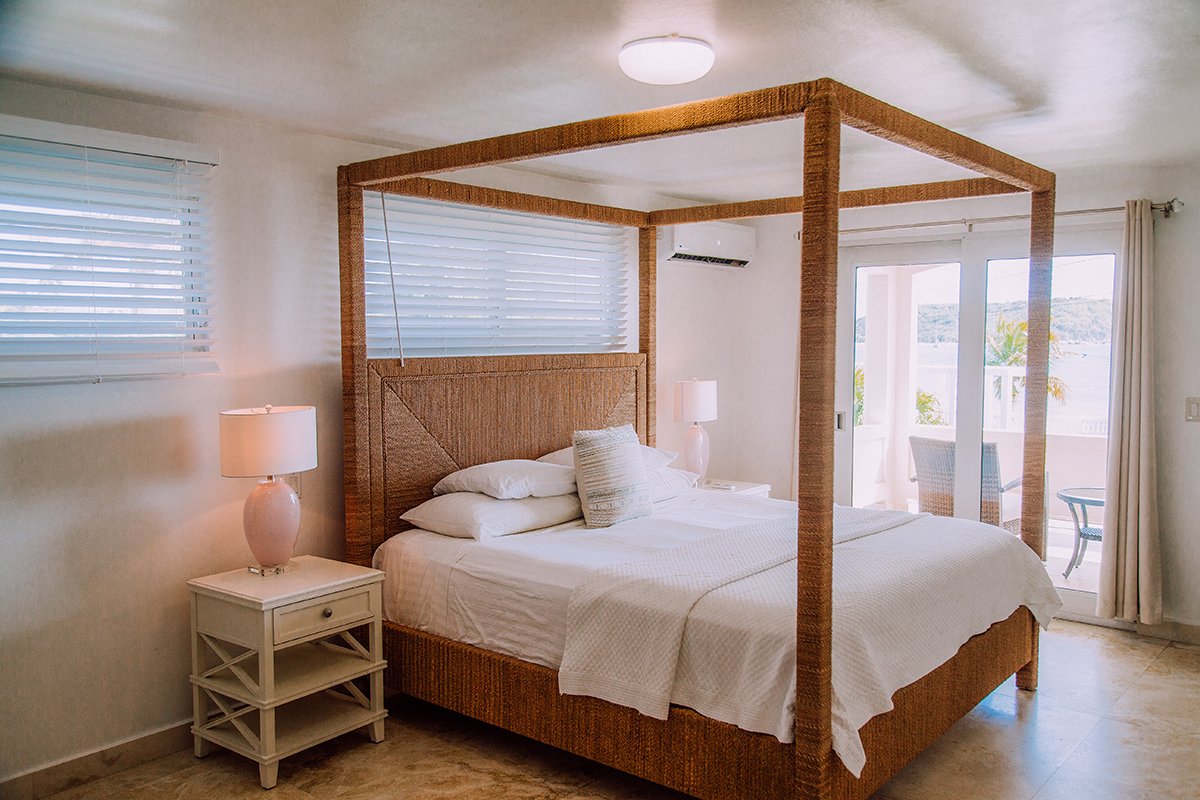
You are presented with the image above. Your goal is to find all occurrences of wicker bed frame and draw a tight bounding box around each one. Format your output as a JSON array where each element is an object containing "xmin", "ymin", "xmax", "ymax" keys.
[{"xmin": 336, "ymin": 79, "xmax": 1055, "ymax": 800}]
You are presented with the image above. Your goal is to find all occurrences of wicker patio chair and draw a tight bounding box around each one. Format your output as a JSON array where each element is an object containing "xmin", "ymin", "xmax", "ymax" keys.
[{"xmin": 909, "ymin": 436, "xmax": 1022, "ymax": 534}]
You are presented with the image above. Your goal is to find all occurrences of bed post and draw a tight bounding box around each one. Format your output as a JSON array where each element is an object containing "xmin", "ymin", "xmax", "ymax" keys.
[
  {"xmin": 1016, "ymin": 184, "xmax": 1055, "ymax": 690},
  {"xmin": 794, "ymin": 84, "xmax": 841, "ymax": 800},
  {"xmin": 337, "ymin": 168, "xmax": 372, "ymax": 567},
  {"xmin": 639, "ymin": 226, "xmax": 657, "ymax": 446}
]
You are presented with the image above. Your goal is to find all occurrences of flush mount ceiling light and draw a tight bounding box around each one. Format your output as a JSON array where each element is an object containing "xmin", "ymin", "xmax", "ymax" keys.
[{"xmin": 618, "ymin": 35, "xmax": 715, "ymax": 85}]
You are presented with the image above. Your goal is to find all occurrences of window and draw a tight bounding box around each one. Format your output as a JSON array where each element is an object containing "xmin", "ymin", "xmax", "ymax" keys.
[
  {"xmin": 362, "ymin": 193, "xmax": 636, "ymax": 358},
  {"xmin": 0, "ymin": 117, "xmax": 217, "ymax": 385}
]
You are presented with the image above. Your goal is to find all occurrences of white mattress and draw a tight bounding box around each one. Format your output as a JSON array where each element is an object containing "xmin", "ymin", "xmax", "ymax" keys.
[{"xmin": 373, "ymin": 490, "xmax": 1061, "ymax": 775}]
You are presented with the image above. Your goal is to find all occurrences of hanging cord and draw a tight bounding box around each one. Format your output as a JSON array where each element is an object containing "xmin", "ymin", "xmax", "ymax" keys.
[{"xmin": 379, "ymin": 191, "xmax": 405, "ymax": 366}]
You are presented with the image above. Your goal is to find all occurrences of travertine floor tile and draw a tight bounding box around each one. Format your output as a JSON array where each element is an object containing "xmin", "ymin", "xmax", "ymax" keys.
[
  {"xmin": 41, "ymin": 750, "xmax": 197, "ymax": 800},
  {"xmin": 994, "ymin": 620, "xmax": 1168, "ymax": 715},
  {"xmin": 1033, "ymin": 717, "xmax": 1200, "ymax": 799},
  {"xmin": 561, "ymin": 769, "xmax": 692, "ymax": 799},
  {"xmin": 315, "ymin": 741, "xmax": 574, "ymax": 800},
  {"xmin": 117, "ymin": 750, "xmax": 319, "ymax": 800},
  {"xmin": 874, "ymin": 688, "xmax": 1101, "ymax": 800},
  {"xmin": 286, "ymin": 716, "xmax": 477, "ymax": 796},
  {"xmin": 1107, "ymin": 643, "xmax": 1200, "ymax": 735}
]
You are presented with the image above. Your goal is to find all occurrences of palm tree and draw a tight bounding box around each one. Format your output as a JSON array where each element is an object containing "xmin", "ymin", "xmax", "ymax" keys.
[
  {"xmin": 853, "ymin": 365, "xmax": 864, "ymax": 426},
  {"xmin": 915, "ymin": 388, "xmax": 947, "ymax": 425},
  {"xmin": 985, "ymin": 314, "xmax": 1068, "ymax": 403}
]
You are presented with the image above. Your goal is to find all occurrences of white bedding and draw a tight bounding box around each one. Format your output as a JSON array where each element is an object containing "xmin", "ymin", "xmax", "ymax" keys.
[{"xmin": 373, "ymin": 490, "xmax": 1061, "ymax": 776}]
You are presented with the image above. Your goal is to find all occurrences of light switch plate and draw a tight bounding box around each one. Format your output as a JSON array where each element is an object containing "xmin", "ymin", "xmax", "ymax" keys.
[{"xmin": 1187, "ymin": 397, "xmax": 1200, "ymax": 421}]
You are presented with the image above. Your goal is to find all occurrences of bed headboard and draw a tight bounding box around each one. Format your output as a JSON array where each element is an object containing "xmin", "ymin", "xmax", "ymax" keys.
[{"xmin": 344, "ymin": 353, "xmax": 647, "ymax": 565}]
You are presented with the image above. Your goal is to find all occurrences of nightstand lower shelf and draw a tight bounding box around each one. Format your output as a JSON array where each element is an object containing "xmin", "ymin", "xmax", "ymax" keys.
[{"xmin": 195, "ymin": 688, "xmax": 387, "ymax": 765}]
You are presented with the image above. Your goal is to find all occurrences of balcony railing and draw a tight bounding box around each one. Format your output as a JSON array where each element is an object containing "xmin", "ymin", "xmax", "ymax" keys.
[{"xmin": 914, "ymin": 364, "xmax": 1108, "ymax": 436}]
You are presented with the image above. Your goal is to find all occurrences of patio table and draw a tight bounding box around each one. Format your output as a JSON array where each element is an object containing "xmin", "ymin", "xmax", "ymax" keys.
[{"xmin": 1057, "ymin": 487, "xmax": 1105, "ymax": 579}]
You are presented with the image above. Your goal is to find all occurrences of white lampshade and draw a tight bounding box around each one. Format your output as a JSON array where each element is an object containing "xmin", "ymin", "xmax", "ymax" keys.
[
  {"xmin": 674, "ymin": 379, "xmax": 718, "ymax": 423},
  {"xmin": 618, "ymin": 35, "xmax": 715, "ymax": 85},
  {"xmin": 219, "ymin": 405, "xmax": 317, "ymax": 478}
]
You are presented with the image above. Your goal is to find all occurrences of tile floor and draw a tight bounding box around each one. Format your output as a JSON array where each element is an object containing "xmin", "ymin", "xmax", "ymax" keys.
[{"xmin": 42, "ymin": 621, "xmax": 1200, "ymax": 800}]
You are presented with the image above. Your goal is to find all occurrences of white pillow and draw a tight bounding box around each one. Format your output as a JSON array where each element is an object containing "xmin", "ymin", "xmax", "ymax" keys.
[
  {"xmin": 572, "ymin": 425, "xmax": 651, "ymax": 528},
  {"xmin": 401, "ymin": 492, "xmax": 582, "ymax": 540},
  {"xmin": 539, "ymin": 443, "xmax": 676, "ymax": 471},
  {"xmin": 433, "ymin": 459, "xmax": 576, "ymax": 499},
  {"xmin": 647, "ymin": 466, "xmax": 700, "ymax": 503}
]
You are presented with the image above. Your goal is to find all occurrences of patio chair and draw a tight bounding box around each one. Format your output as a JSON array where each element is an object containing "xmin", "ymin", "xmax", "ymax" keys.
[{"xmin": 908, "ymin": 436, "xmax": 1022, "ymax": 534}]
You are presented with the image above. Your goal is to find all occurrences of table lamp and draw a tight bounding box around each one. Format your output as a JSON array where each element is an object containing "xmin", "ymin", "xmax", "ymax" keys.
[
  {"xmin": 673, "ymin": 379, "xmax": 718, "ymax": 480},
  {"xmin": 219, "ymin": 405, "xmax": 317, "ymax": 574}
]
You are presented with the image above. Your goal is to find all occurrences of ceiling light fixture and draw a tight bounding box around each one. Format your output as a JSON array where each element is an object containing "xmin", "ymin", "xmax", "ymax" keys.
[{"xmin": 618, "ymin": 34, "xmax": 715, "ymax": 85}]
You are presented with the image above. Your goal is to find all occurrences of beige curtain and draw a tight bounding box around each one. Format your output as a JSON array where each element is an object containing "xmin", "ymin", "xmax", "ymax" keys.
[{"xmin": 1098, "ymin": 199, "xmax": 1162, "ymax": 624}]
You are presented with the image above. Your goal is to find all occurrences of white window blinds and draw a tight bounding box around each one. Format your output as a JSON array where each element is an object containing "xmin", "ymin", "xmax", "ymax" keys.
[
  {"xmin": 362, "ymin": 193, "xmax": 636, "ymax": 358},
  {"xmin": 0, "ymin": 125, "xmax": 216, "ymax": 385}
]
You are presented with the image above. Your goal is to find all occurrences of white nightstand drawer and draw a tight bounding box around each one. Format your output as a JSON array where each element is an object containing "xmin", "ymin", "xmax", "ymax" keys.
[{"xmin": 273, "ymin": 586, "xmax": 373, "ymax": 645}]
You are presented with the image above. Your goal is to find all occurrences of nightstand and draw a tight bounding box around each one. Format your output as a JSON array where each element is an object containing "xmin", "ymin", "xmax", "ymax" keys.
[
  {"xmin": 700, "ymin": 479, "xmax": 772, "ymax": 497},
  {"xmin": 188, "ymin": 555, "xmax": 387, "ymax": 788}
]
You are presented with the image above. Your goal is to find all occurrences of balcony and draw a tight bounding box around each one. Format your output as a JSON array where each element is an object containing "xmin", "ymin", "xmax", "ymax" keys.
[
  {"xmin": 851, "ymin": 256, "xmax": 1112, "ymax": 597},
  {"xmin": 854, "ymin": 364, "xmax": 1107, "ymax": 595}
]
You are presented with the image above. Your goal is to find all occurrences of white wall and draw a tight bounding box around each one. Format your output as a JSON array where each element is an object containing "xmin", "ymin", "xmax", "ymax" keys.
[
  {"xmin": 0, "ymin": 79, "xmax": 373, "ymax": 780},
  {"xmin": 653, "ymin": 217, "xmax": 803, "ymax": 492},
  {"xmin": 668, "ymin": 163, "xmax": 1200, "ymax": 627},
  {"xmin": 0, "ymin": 78, "xmax": 679, "ymax": 780},
  {"xmin": 1147, "ymin": 164, "xmax": 1200, "ymax": 628}
]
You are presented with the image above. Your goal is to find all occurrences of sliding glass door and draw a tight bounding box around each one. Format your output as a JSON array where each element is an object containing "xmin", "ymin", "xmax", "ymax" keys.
[
  {"xmin": 981, "ymin": 252, "xmax": 1117, "ymax": 593},
  {"xmin": 836, "ymin": 226, "xmax": 1120, "ymax": 592},
  {"xmin": 850, "ymin": 261, "xmax": 962, "ymax": 510},
  {"xmin": 835, "ymin": 239, "xmax": 965, "ymax": 512}
]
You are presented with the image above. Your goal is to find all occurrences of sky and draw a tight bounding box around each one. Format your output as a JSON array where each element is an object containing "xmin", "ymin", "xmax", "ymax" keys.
[{"xmin": 855, "ymin": 254, "xmax": 1116, "ymax": 314}]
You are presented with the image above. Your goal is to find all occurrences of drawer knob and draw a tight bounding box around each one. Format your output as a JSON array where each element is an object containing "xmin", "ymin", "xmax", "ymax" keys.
[{"xmin": 322, "ymin": 607, "xmax": 334, "ymax": 618}]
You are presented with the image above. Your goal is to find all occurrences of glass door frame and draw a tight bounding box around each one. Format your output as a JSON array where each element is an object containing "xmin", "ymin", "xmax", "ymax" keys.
[
  {"xmin": 835, "ymin": 238, "xmax": 967, "ymax": 511},
  {"xmin": 835, "ymin": 222, "xmax": 1123, "ymax": 523}
]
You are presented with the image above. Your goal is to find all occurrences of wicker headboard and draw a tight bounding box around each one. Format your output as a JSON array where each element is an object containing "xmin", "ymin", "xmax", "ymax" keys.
[{"xmin": 344, "ymin": 353, "xmax": 647, "ymax": 564}]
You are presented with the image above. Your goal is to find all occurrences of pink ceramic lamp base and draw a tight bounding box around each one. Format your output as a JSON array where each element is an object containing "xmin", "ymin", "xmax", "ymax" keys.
[
  {"xmin": 682, "ymin": 422, "xmax": 711, "ymax": 481},
  {"xmin": 243, "ymin": 478, "xmax": 301, "ymax": 573}
]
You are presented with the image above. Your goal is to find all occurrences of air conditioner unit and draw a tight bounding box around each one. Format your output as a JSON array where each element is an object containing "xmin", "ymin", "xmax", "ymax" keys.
[{"xmin": 660, "ymin": 221, "xmax": 756, "ymax": 268}]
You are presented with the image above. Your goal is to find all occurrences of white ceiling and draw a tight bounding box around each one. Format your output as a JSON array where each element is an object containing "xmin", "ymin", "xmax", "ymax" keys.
[{"xmin": 1, "ymin": 0, "xmax": 1198, "ymax": 204}]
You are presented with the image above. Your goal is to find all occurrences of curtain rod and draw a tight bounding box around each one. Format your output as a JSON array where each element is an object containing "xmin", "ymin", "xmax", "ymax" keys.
[{"xmin": 839, "ymin": 197, "xmax": 1184, "ymax": 237}]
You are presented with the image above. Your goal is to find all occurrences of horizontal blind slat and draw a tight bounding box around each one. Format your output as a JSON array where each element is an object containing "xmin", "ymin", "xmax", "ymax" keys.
[
  {"xmin": 363, "ymin": 193, "xmax": 634, "ymax": 359},
  {"xmin": 0, "ymin": 127, "xmax": 217, "ymax": 383},
  {"xmin": 0, "ymin": 265, "xmax": 212, "ymax": 287}
]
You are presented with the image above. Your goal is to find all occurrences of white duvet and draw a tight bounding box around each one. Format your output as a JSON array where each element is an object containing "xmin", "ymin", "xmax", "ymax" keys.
[{"xmin": 373, "ymin": 491, "xmax": 1061, "ymax": 777}]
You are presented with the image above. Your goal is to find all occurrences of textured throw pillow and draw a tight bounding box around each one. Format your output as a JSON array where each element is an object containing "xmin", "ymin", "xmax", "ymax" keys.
[
  {"xmin": 400, "ymin": 492, "xmax": 582, "ymax": 540},
  {"xmin": 647, "ymin": 466, "xmax": 700, "ymax": 503},
  {"xmin": 433, "ymin": 459, "xmax": 576, "ymax": 499},
  {"xmin": 539, "ymin": 443, "xmax": 677, "ymax": 471},
  {"xmin": 572, "ymin": 424, "xmax": 652, "ymax": 528}
]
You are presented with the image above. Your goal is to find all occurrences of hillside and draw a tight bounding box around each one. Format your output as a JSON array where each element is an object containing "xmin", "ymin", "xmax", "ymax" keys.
[{"xmin": 854, "ymin": 297, "xmax": 1113, "ymax": 343}]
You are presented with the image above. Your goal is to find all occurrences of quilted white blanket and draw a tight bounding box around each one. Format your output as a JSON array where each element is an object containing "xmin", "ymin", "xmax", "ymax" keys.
[{"xmin": 557, "ymin": 506, "xmax": 1061, "ymax": 777}]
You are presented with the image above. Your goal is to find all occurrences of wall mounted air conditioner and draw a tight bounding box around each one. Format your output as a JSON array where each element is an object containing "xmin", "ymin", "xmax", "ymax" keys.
[{"xmin": 660, "ymin": 221, "xmax": 756, "ymax": 268}]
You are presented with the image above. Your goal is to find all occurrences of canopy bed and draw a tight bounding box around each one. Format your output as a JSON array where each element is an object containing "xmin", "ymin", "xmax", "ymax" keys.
[{"xmin": 336, "ymin": 78, "xmax": 1057, "ymax": 800}]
